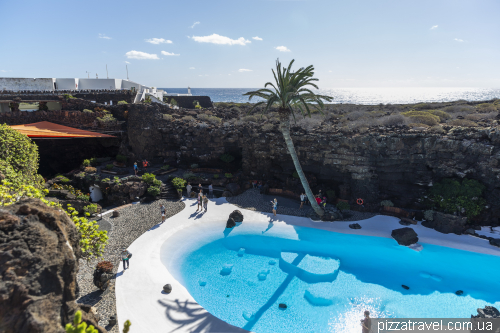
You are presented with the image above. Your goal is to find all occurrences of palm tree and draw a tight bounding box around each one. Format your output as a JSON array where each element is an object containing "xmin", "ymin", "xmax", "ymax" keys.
[{"xmin": 244, "ymin": 59, "xmax": 333, "ymax": 217}]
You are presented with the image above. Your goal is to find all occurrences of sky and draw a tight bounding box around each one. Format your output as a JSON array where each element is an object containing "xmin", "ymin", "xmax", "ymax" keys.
[{"xmin": 0, "ymin": 0, "xmax": 499, "ymax": 88}]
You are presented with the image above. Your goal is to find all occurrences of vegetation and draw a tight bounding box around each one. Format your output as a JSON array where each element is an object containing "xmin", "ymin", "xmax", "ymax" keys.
[
  {"xmin": 292, "ymin": 171, "xmax": 299, "ymax": 179},
  {"xmin": 66, "ymin": 311, "xmax": 131, "ymax": 333},
  {"xmin": 84, "ymin": 203, "xmax": 99, "ymax": 215},
  {"xmin": 96, "ymin": 260, "xmax": 113, "ymax": 273},
  {"xmin": 326, "ymin": 190, "xmax": 336, "ymax": 200},
  {"xmin": 116, "ymin": 154, "xmax": 127, "ymax": 163},
  {"xmin": 161, "ymin": 165, "xmax": 170, "ymax": 170},
  {"xmin": 55, "ymin": 174, "xmax": 71, "ymax": 183},
  {"xmin": 182, "ymin": 115, "xmax": 194, "ymax": 121},
  {"xmin": 262, "ymin": 123, "xmax": 274, "ymax": 131},
  {"xmin": 147, "ymin": 185, "xmax": 161, "ymax": 196},
  {"xmin": 83, "ymin": 109, "xmax": 93, "ymax": 114},
  {"xmin": 191, "ymin": 163, "xmax": 199, "ymax": 169},
  {"xmin": 97, "ymin": 112, "xmax": 116, "ymax": 123},
  {"xmin": 170, "ymin": 98, "xmax": 178, "ymax": 106},
  {"xmin": 380, "ymin": 200, "xmax": 394, "ymax": 207},
  {"xmin": 243, "ymin": 59, "xmax": 332, "ymax": 217},
  {"xmin": 401, "ymin": 111, "xmax": 440, "ymax": 126},
  {"xmin": 141, "ymin": 173, "xmax": 156, "ymax": 184},
  {"xmin": 0, "ymin": 124, "xmax": 43, "ymax": 190},
  {"xmin": 213, "ymin": 174, "xmax": 219, "ymax": 179},
  {"xmin": 105, "ymin": 164, "xmax": 114, "ymax": 170},
  {"xmin": 424, "ymin": 210, "xmax": 434, "ymax": 221},
  {"xmin": 172, "ymin": 177, "xmax": 187, "ymax": 191},
  {"xmin": 144, "ymin": 95, "xmax": 152, "ymax": 104},
  {"xmin": 84, "ymin": 166, "xmax": 97, "ymax": 173},
  {"xmin": 63, "ymin": 94, "xmax": 76, "ymax": 100},
  {"xmin": 427, "ymin": 178, "xmax": 486, "ymax": 219},
  {"xmin": 183, "ymin": 172, "xmax": 196, "ymax": 180},
  {"xmin": 336, "ymin": 201, "xmax": 350, "ymax": 211},
  {"xmin": 448, "ymin": 119, "xmax": 477, "ymax": 127},
  {"xmin": 117, "ymin": 100, "xmax": 128, "ymax": 105},
  {"xmin": 163, "ymin": 114, "xmax": 173, "ymax": 121},
  {"xmin": 220, "ymin": 153, "xmax": 235, "ymax": 163},
  {"xmin": 225, "ymin": 173, "xmax": 233, "ymax": 178}
]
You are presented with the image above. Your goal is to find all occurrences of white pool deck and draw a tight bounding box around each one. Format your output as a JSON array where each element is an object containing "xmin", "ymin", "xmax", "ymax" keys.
[{"xmin": 115, "ymin": 198, "xmax": 500, "ymax": 333}]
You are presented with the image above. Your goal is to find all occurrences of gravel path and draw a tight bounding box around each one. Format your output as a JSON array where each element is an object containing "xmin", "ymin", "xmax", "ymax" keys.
[
  {"xmin": 76, "ymin": 199, "xmax": 185, "ymax": 332},
  {"xmin": 227, "ymin": 188, "xmax": 377, "ymax": 222}
]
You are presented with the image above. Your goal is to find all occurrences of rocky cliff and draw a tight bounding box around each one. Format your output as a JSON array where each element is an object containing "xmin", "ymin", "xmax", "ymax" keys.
[
  {"xmin": 125, "ymin": 104, "xmax": 500, "ymax": 225},
  {"xmin": 0, "ymin": 199, "xmax": 105, "ymax": 333}
]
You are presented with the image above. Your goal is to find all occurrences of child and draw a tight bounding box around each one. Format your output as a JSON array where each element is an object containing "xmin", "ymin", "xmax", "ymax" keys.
[
  {"xmin": 271, "ymin": 198, "xmax": 278, "ymax": 217},
  {"xmin": 133, "ymin": 162, "xmax": 138, "ymax": 176},
  {"xmin": 322, "ymin": 196, "xmax": 327, "ymax": 209},
  {"xmin": 196, "ymin": 190, "xmax": 203, "ymax": 211},
  {"xmin": 203, "ymin": 194, "xmax": 208, "ymax": 212}
]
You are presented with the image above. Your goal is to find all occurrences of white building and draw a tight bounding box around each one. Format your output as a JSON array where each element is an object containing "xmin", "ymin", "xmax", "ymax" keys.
[{"xmin": 0, "ymin": 77, "xmax": 167, "ymax": 102}]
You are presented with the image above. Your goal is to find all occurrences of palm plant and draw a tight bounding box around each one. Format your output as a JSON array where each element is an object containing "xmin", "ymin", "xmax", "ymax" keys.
[{"xmin": 244, "ymin": 59, "xmax": 333, "ymax": 217}]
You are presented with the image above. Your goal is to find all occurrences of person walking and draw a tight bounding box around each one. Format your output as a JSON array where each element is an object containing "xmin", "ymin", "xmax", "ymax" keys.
[
  {"xmin": 271, "ymin": 198, "xmax": 278, "ymax": 217},
  {"xmin": 300, "ymin": 193, "xmax": 306, "ymax": 209},
  {"xmin": 203, "ymin": 194, "xmax": 209, "ymax": 212},
  {"xmin": 360, "ymin": 311, "xmax": 371, "ymax": 333},
  {"xmin": 160, "ymin": 204, "xmax": 166, "ymax": 223},
  {"xmin": 142, "ymin": 159, "xmax": 149, "ymax": 173},
  {"xmin": 208, "ymin": 183, "xmax": 213, "ymax": 198},
  {"xmin": 198, "ymin": 183, "xmax": 202, "ymax": 192},
  {"xmin": 321, "ymin": 196, "xmax": 327, "ymax": 210},
  {"xmin": 186, "ymin": 182, "xmax": 192, "ymax": 198},
  {"xmin": 121, "ymin": 248, "xmax": 131, "ymax": 270},
  {"xmin": 133, "ymin": 162, "xmax": 138, "ymax": 176},
  {"xmin": 196, "ymin": 189, "xmax": 203, "ymax": 212},
  {"xmin": 315, "ymin": 195, "xmax": 322, "ymax": 206}
]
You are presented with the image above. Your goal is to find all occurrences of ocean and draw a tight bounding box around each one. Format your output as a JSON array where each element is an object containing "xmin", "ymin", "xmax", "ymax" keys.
[{"xmin": 161, "ymin": 87, "xmax": 500, "ymax": 105}]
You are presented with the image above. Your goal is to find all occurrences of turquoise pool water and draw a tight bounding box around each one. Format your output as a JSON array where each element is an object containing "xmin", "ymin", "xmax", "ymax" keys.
[{"xmin": 167, "ymin": 223, "xmax": 500, "ymax": 333}]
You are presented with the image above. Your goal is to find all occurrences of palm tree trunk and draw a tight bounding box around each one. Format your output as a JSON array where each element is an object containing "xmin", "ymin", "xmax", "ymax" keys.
[{"xmin": 279, "ymin": 114, "xmax": 324, "ymax": 217}]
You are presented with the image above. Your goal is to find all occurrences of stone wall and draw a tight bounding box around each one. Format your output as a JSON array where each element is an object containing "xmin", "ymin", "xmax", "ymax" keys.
[
  {"xmin": 0, "ymin": 90, "xmax": 136, "ymax": 104},
  {"xmin": 164, "ymin": 95, "xmax": 213, "ymax": 109},
  {"xmin": 125, "ymin": 104, "xmax": 500, "ymax": 225}
]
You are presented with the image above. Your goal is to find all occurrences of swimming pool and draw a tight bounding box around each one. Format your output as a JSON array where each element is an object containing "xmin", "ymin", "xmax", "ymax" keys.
[{"xmin": 161, "ymin": 221, "xmax": 500, "ymax": 333}]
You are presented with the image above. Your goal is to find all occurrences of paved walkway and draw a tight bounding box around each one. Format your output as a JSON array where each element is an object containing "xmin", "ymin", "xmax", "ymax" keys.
[{"xmin": 114, "ymin": 196, "xmax": 500, "ymax": 333}]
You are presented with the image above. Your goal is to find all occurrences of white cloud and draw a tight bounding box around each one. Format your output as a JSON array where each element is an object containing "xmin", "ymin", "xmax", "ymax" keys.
[
  {"xmin": 99, "ymin": 33, "xmax": 111, "ymax": 39},
  {"xmin": 454, "ymin": 38, "xmax": 464, "ymax": 42},
  {"xmin": 125, "ymin": 61, "xmax": 130, "ymax": 64},
  {"xmin": 238, "ymin": 69, "xmax": 253, "ymax": 72},
  {"xmin": 191, "ymin": 34, "xmax": 251, "ymax": 45},
  {"xmin": 328, "ymin": 70, "xmax": 332, "ymax": 73},
  {"xmin": 275, "ymin": 46, "xmax": 291, "ymax": 52},
  {"xmin": 190, "ymin": 21, "xmax": 200, "ymax": 28},
  {"xmin": 189, "ymin": 67, "xmax": 195, "ymax": 69},
  {"xmin": 252, "ymin": 36, "xmax": 263, "ymax": 41},
  {"xmin": 125, "ymin": 50, "xmax": 159, "ymax": 60},
  {"xmin": 430, "ymin": 25, "xmax": 438, "ymax": 30},
  {"xmin": 161, "ymin": 51, "xmax": 180, "ymax": 56},
  {"xmin": 145, "ymin": 38, "xmax": 172, "ymax": 44}
]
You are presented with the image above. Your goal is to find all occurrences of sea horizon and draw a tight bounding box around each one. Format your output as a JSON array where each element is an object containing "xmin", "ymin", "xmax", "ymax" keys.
[{"xmin": 160, "ymin": 87, "xmax": 500, "ymax": 105}]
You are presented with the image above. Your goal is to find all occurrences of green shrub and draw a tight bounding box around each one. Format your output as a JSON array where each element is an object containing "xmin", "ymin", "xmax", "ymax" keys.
[
  {"xmin": 144, "ymin": 95, "xmax": 152, "ymax": 104},
  {"xmin": 89, "ymin": 157, "xmax": 98, "ymax": 166},
  {"xmin": 182, "ymin": 116, "xmax": 194, "ymax": 121},
  {"xmin": 117, "ymin": 100, "xmax": 128, "ymax": 105},
  {"xmin": 326, "ymin": 190, "xmax": 336, "ymax": 200},
  {"xmin": 55, "ymin": 174, "xmax": 71, "ymax": 183},
  {"xmin": 448, "ymin": 119, "xmax": 477, "ymax": 127},
  {"xmin": 477, "ymin": 103, "xmax": 497, "ymax": 112},
  {"xmin": 76, "ymin": 194, "xmax": 90, "ymax": 201},
  {"xmin": 63, "ymin": 94, "xmax": 76, "ymax": 100},
  {"xmin": 243, "ymin": 115, "xmax": 257, "ymax": 122},
  {"xmin": 104, "ymin": 164, "xmax": 113, "ymax": 170},
  {"xmin": 84, "ymin": 203, "xmax": 99, "ymax": 214},
  {"xmin": 84, "ymin": 166, "xmax": 97, "ymax": 173},
  {"xmin": 213, "ymin": 174, "xmax": 219, "ymax": 179},
  {"xmin": 195, "ymin": 104, "xmax": 202, "ymax": 109},
  {"xmin": 153, "ymin": 179, "xmax": 162, "ymax": 187},
  {"xmin": 424, "ymin": 210, "xmax": 434, "ymax": 221},
  {"xmin": 0, "ymin": 124, "xmax": 43, "ymax": 189},
  {"xmin": 116, "ymin": 154, "xmax": 127, "ymax": 163},
  {"xmin": 82, "ymin": 159, "xmax": 91, "ymax": 167},
  {"xmin": 170, "ymin": 98, "xmax": 177, "ymax": 106},
  {"xmin": 401, "ymin": 111, "xmax": 440, "ymax": 126},
  {"xmin": 336, "ymin": 201, "xmax": 350, "ymax": 211},
  {"xmin": 172, "ymin": 177, "xmax": 187, "ymax": 190},
  {"xmin": 113, "ymin": 176, "xmax": 121, "ymax": 183},
  {"xmin": 161, "ymin": 165, "xmax": 170, "ymax": 170},
  {"xmin": 427, "ymin": 178, "xmax": 486, "ymax": 219},
  {"xmin": 428, "ymin": 110, "xmax": 451, "ymax": 122},
  {"xmin": 429, "ymin": 125, "xmax": 445, "ymax": 134},
  {"xmin": 147, "ymin": 185, "xmax": 161, "ymax": 196},
  {"xmin": 207, "ymin": 115, "xmax": 222, "ymax": 125},
  {"xmin": 220, "ymin": 153, "xmax": 235, "ymax": 163},
  {"xmin": 141, "ymin": 173, "xmax": 156, "ymax": 184},
  {"xmin": 225, "ymin": 173, "xmax": 233, "ymax": 178},
  {"xmin": 83, "ymin": 109, "xmax": 93, "ymax": 114},
  {"xmin": 292, "ymin": 171, "xmax": 299, "ymax": 179},
  {"xmin": 102, "ymin": 178, "xmax": 110, "ymax": 182},
  {"xmin": 97, "ymin": 113, "xmax": 116, "ymax": 123},
  {"xmin": 163, "ymin": 114, "xmax": 173, "ymax": 121},
  {"xmin": 413, "ymin": 103, "xmax": 432, "ymax": 110},
  {"xmin": 380, "ymin": 200, "xmax": 394, "ymax": 207},
  {"xmin": 191, "ymin": 164, "xmax": 199, "ymax": 169}
]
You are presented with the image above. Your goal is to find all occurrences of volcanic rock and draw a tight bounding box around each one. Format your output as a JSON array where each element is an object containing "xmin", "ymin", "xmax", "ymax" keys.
[
  {"xmin": 391, "ymin": 227, "xmax": 419, "ymax": 246},
  {"xmin": 421, "ymin": 212, "xmax": 467, "ymax": 234}
]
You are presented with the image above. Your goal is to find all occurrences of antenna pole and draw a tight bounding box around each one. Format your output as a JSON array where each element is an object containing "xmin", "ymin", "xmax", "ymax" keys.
[
  {"xmin": 106, "ymin": 64, "xmax": 109, "ymax": 79},
  {"xmin": 126, "ymin": 65, "xmax": 129, "ymax": 80}
]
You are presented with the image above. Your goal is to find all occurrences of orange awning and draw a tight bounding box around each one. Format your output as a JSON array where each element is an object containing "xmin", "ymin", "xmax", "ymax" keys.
[{"xmin": 10, "ymin": 121, "xmax": 116, "ymax": 138}]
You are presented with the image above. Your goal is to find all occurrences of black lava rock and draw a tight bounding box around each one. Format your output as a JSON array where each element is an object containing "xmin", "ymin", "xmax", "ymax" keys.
[
  {"xmin": 279, "ymin": 303, "xmax": 287, "ymax": 309},
  {"xmin": 163, "ymin": 284, "xmax": 172, "ymax": 293},
  {"xmin": 455, "ymin": 290, "xmax": 464, "ymax": 296},
  {"xmin": 402, "ymin": 285, "xmax": 410, "ymax": 290},
  {"xmin": 391, "ymin": 227, "xmax": 419, "ymax": 246},
  {"xmin": 226, "ymin": 217, "xmax": 236, "ymax": 228},
  {"xmin": 349, "ymin": 223, "xmax": 362, "ymax": 229}
]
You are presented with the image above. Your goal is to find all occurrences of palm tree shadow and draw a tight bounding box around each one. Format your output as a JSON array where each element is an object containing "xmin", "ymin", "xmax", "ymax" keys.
[{"xmin": 157, "ymin": 299, "xmax": 248, "ymax": 332}]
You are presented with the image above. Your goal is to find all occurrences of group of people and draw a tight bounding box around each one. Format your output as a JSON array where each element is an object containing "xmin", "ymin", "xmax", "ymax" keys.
[
  {"xmin": 252, "ymin": 180, "xmax": 263, "ymax": 190},
  {"xmin": 186, "ymin": 182, "xmax": 211, "ymax": 212},
  {"xmin": 133, "ymin": 159, "xmax": 150, "ymax": 176},
  {"xmin": 300, "ymin": 190, "xmax": 327, "ymax": 210}
]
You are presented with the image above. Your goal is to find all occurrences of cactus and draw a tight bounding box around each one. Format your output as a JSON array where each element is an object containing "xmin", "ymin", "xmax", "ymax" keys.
[
  {"xmin": 65, "ymin": 311, "xmax": 98, "ymax": 333},
  {"xmin": 123, "ymin": 320, "xmax": 131, "ymax": 333}
]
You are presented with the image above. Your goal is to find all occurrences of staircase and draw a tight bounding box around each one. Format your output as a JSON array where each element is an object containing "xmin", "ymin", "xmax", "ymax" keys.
[{"xmin": 160, "ymin": 181, "xmax": 179, "ymax": 200}]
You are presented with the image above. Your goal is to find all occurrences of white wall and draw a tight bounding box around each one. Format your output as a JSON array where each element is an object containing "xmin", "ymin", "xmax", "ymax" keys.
[
  {"xmin": 55, "ymin": 78, "xmax": 77, "ymax": 90},
  {"xmin": 78, "ymin": 79, "xmax": 119, "ymax": 90},
  {"xmin": 0, "ymin": 78, "xmax": 54, "ymax": 91}
]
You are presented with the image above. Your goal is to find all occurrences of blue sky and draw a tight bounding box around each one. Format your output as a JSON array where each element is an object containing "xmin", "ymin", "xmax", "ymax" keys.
[{"xmin": 0, "ymin": 0, "xmax": 499, "ymax": 88}]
